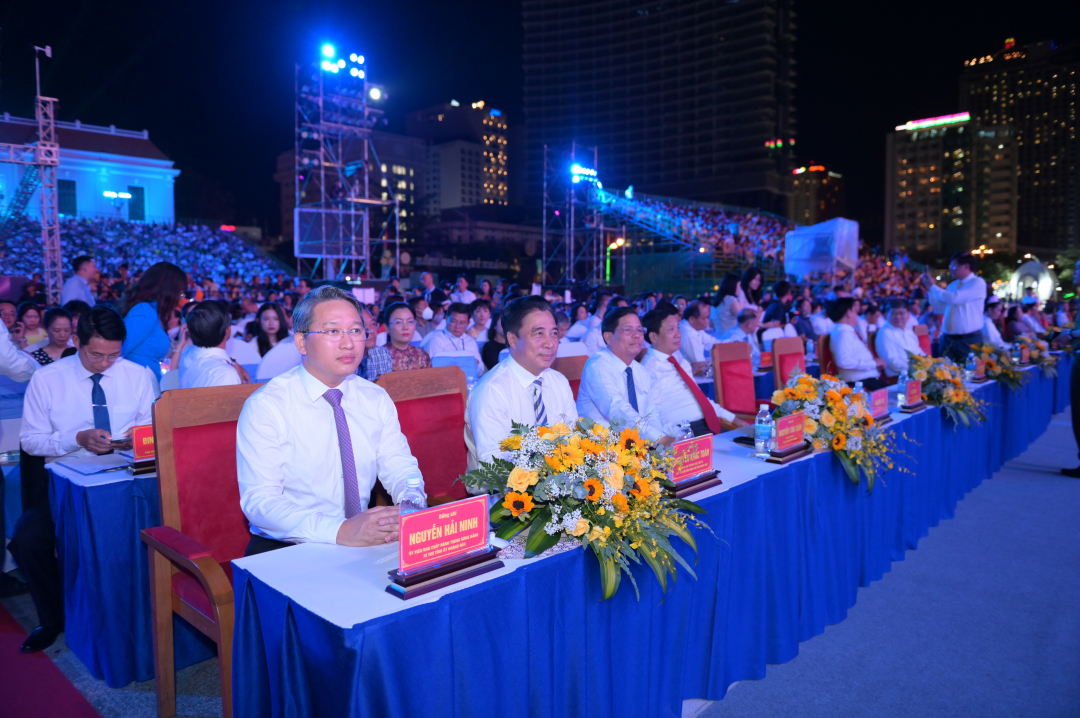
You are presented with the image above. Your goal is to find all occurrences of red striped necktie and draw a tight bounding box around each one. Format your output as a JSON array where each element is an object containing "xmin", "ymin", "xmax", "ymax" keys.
[{"xmin": 667, "ymin": 355, "xmax": 721, "ymax": 435}]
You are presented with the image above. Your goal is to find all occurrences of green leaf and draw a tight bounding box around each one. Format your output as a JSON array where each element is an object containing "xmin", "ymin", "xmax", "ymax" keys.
[
  {"xmin": 598, "ymin": 552, "xmax": 622, "ymax": 601},
  {"xmin": 523, "ymin": 508, "xmax": 561, "ymax": 557},
  {"xmin": 835, "ymin": 450, "xmax": 861, "ymax": 485},
  {"xmin": 671, "ymin": 498, "xmax": 708, "ymax": 515},
  {"xmin": 639, "ymin": 546, "xmax": 668, "ymax": 593},
  {"xmin": 495, "ymin": 516, "xmax": 531, "ymax": 541}
]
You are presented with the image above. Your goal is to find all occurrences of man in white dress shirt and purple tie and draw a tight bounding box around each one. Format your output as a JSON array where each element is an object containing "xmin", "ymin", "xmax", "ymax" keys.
[
  {"xmin": 465, "ymin": 296, "xmax": 577, "ymax": 469},
  {"xmin": 237, "ymin": 286, "xmax": 423, "ymax": 555}
]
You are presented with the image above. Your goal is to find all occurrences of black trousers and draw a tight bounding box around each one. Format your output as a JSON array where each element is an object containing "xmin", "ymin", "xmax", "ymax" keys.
[
  {"xmin": 8, "ymin": 450, "xmax": 63, "ymax": 629},
  {"xmin": 940, "ymin": 331, "xmax": 984, "ymax": 364},
  {"xmin": 1071, "ymin": 351, "xmax": 1080, "ymax": 462},
  {"xmin": 244, "ymin": 534, "xmax": 295, "ymax": 557}
]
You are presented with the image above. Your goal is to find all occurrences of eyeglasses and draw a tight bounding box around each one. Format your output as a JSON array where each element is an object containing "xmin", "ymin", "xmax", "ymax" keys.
[
  {"xmin": 305, "ymin": 328, "xmax": 368, "ymax": 340},
  {"xmin": 84, "ymin": 349, "xmax": 122, "ymax": 362},
  {"xmin": 614, "ymin": 327, "xmax": 647, "ymax": 337},
  {"xmin": 388, "ymin": 319, "xmax": 416, "ymax": 328}
]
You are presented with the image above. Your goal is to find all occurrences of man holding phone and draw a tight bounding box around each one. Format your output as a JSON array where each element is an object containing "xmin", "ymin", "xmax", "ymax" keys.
[{"xmin": 12, "ymin": 305, "xmax": 155, "ymax": 652}]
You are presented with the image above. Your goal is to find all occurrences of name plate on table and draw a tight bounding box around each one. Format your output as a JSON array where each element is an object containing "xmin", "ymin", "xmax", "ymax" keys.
[
  {"xmin": 1020, "ymin": 345, "xmax": 1031, "ymax": 364},
  {"xmin": 972, "ymin": 358, "xmax": 990, "ymax": 383},
  {"xmin": 388, "ymin": 495, "xmax": 503, "ymax": 600},
  {"xmin": 901, "ymin": 379, "xmax": 927, "ymax": 413},
  {"xmin": 870, "ymin": 388, "xmax": 892, "ymax": 424},
  {"xmin": 127, "ymin": 424, "xmax": 156, "ymax": 475},
  {"xmin": 767, "ymin": 412, "xmax": 812, "ymax": 464},
  {"xmin": 669, "ymin": 435, "xmax": 720, "ymax": 497},
  {"xmin": 759, "ymin": 351, "xmax": 773, "ymax": 369}
]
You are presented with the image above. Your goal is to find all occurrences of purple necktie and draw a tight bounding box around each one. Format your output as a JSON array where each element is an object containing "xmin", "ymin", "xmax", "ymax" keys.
[{"xmin": 323, "ymin": 389, "xmax": 362, "ymax": 518}]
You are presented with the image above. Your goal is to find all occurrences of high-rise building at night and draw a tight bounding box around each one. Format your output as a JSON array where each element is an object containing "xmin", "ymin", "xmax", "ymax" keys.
[
  {"xmin": 522, "ymin": 0, "xmax": 796, "ymax": 214},
  {"xmin": 960, "ymin": 39, "xmax": 1080, "ymax": 251},
  {"xmin": 406, "ymin": 101, "xmax": 509, "ymax": 209},
  {"xmin": 884, "ymin": 113, "xmax": 1018, "ymax": 256},
  {"xmin": 789, "ymin": 164, "xmax": 844, "ymax": 226}
]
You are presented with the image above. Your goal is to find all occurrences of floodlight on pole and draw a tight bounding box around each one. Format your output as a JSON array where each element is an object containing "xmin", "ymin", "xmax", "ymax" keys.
[{"xmin": 322, "ymin": 44, "xmax": 335, "ymax": 58}]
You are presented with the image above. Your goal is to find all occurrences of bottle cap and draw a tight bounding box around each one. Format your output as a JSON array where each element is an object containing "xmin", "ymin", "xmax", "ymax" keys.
[
  {"xmin": 406, "ymin": 476, "xmax": 422, "ymax": 487},
  {"xmin": 760, "ymin": 403, "xmax": 769, "ymax": 410}
]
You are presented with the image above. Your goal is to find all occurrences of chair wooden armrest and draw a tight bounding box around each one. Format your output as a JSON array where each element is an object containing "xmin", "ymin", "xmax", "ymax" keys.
[{"xmin": 141, "ymin": 526, "xmax": 234, "ymax": 615}]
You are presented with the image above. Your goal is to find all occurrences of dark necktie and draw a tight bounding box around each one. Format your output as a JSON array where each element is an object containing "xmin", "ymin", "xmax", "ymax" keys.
[
  {"xmin": 91, "ymin": 374, "xmax": 111, "ymax": 434},
  {"xmin": 667, "ymin": 355, "xmax": 721, "ymax": 434},
  {"xmin": 531, "ymin": 378, "xmax": 548, "ymax": 426},
  {"xmin": 322, "ymin": 389, "xmax": 362, "ymax": 518},
  {"xmin": 625, "ymin": 366, "xmax": 639, "ymax": 412}
]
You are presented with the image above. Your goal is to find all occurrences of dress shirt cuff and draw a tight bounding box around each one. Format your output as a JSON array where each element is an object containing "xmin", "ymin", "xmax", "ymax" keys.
[
  {"xmin": 60, "ymin": 431, "xmax": 82, "ymax": 455},
  {"xmin": 313, "ymin": 515, "xmax": 346, "ymax": 546},
  {"xmin": 711, "ymin": 401, "xmax": 736, "ymax": 422}
]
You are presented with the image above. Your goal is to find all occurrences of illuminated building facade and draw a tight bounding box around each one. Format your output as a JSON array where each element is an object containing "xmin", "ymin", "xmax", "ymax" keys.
[
  {"xmin": 407, "ymin": 101, "xmax": 509, "ymax": 209},
  {"xmin": 884, "ymin": 113, "xmax": 1018, "ymax": 255},
  {"xmin": 522, "ymin": 0, "xmax": 796, "ymax": 214},
  {"xmin": 960, "ymin": 39, "xmax": 1080, "ymax": 251},
  {"xmin": 0, "ymin": 114, "xmax": 178, "ymax": 223},
  {"xmin": 789, "ymin": 165, "xmax": 844, "ymax": 225}
]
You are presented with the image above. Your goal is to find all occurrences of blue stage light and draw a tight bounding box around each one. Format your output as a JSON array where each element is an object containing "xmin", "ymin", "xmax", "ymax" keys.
[
  {"xmin": 572, "ymin": 175, "xmax": 581, "ymax": 183},
  {"xmin": 349, "ymin": 67, "xmax": 359, "ymax": 77},
  {"xmin": 571, "ymin": 164, "xmax": 582, "ymax": 174},
  {"xmin": 356, "ymin": 55, "xmax": 365, "ymax": 64},
  {"xmin": 321, "ymin": 60, "xmax": 333, "ymax": 71},
  {"xmin": 337, "ymin": 59, "xmax": 345, "ymax": 68},
  {"xmin": 322, "ymin": 44, "xmax": 335, "ymax": 58},
  {"xmin": 369, "ymin": 87, "xmax": 382, "ymax": 100},
  {"xmin": 349, "ymin": 53, "xmax": 357, "ymax": 62}
]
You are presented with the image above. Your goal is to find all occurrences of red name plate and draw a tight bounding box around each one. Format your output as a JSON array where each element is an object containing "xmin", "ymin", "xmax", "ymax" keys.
[
  {"xmin": 975, "ymin": 359, "xmax": 986, "ymax": 379},
  {"xmin": 132, "ymin": 424, "xmax": 155, "ymax": 460},
  {"xmin": 671, "ymin": 435, "xmax": 713, "ymax": 483},
  {"xmin": 759, "ymin": 351, "xmax": 773, "ymax": 369},
  {"xmin": 1020, "ymin": 345, "xmax": 1030, "ymax": 363},
  {"xmin": 399, "ymin": 495, "xmax": 489, "ymax": 575},
  {"xmin": 775, "ymin": 412, "xmax": 805, "ymax": 452},
  {"xmin": 870, "ymin": 388, "xmax": 889, "ymax": 418},
  {"xmin": 906, "ymin": 379, "xmax": 922, "ymax": 406}
]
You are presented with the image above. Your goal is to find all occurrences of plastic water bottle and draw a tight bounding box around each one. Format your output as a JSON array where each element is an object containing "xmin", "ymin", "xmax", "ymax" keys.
[
  {"xmin": 897, "ymin": 368, "xmax": 909, "ymax": 409},
  {"xmin": 399, "ymin": 476, "xmax": 427, "ymax": 515},
  {"xmin": 964, "ymin": 353, "xmax": 977, "ymax": 382},
  {"xmin": 806, "ymin": 340, "xmax": 816, "ymax": 361},
  {"xmin": 853, "ymin": 381, "xmax": 866, "ymax": 403},
  {"xmin": 675, "ymin": 420, "xmax": 694, "ymax": 441},
  {"xmin": 1011, "ymin": 343, "xmax": 1021, "ymax": 363},
  {"xmin": 754, "ymin": 404, "xmax": 773, "ymax": 459}
]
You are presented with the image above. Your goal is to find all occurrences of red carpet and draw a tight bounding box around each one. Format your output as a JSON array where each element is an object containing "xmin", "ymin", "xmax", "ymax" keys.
[{"xmin": 0, "ymin": 602, "xmax": 100, "ymax": 718}]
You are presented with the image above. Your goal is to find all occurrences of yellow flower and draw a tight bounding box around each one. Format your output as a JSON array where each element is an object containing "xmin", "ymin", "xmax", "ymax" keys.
[
  {"xmin": 555, "ymin": 441, "xmax": 585, "ymax": 467},
  {"xmin": 820, "ymin": 410, "xmax": 836, "ymax": 428},
  {"xmin": 583, "ymin": 479, "xmax": 604, "ymax": 502},
  {"xmin": 771, "ymin": 389, "xmax": 787, "ymax": 405},
  {"xmin": 571, "ymin": 518, "xmax": 590, "ymax": 537},
  {"xmin": 604, "ymin": 462, "xmax": 625, "ymax": 490},
  {"xmin": 804, "ymin": 417, "xmax": 819, "ymax": 434},
  {"xmin": 580, "ymin": 437, "xmax": 605, "ymax": 456},
  {"xmin": 506, "ymin": 466, "xmax": 539, "ymax": 493},
  {"xmin": 544, "ymin": 454, "xmax": 564, "ymax": 472},
  {"xmin": 618, "ymin": 427, "xmax": 644, "ymax": 453},
  {"xmin": 914, "ymin": 370, "xmax": 928, "ymax": 381},
  {"xmin": 502, "ymin": 491, "xmax": 534, "ymax": 517},
  {"xmin": 550, "ymin": 423, "xmax": 572, "ymax": 436},
  {"xmin": 812, "ymin": 438, "xmax": 826, "ymax": 451},
  {"xmin": 587, "ymin": 525, "xmax": 607, "ymax": 543},
  {"xmin": 629, "ymin": 478, "xmax": 652, "ymax": 500},
  {"xmin": 832, "ymin": 434, "xmax": 846, "ymax": 451},
  {"xmin": 499, "ymin": 435, "xmax": 522, "ymax": 452},
  {"xmin": 537, "ymin": 426, "xmax": 555, "ymax": 440},
  {"xmin": 611, "ymin": 493, "xmax": 630, "ymax": 514},
  {"xmin": 591, "ymin": 423, "xmax": 609, "ymax": 439}
]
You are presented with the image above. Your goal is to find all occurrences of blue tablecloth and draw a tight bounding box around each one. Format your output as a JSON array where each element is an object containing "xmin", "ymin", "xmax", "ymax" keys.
[
  {"xmin": 230, "ymin": 374, "xmax": 1053, "ymax": 718},
  {"xmin": 50, "ymin": 468, "xmax": 216, "ymax": 688},
  {"xmin": 0, "ymin": 375, "xmax": 27, "ymax": 420},
  {"xmin": 1052, "ymin": 352, "xmax": 1073, "ymax": 414}
]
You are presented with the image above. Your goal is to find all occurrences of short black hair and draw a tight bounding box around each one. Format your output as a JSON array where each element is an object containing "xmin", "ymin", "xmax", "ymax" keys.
[
  {"xmin": 773, "ymin": 280, "xmax": 792, "ymax": 299},
  {"xmin": 407, "ymin": 295, "xmax": 427, "ymax": 309},
  {"xmin": 887, "ymin": 298, "xmax": 908, "ymax": 312},
  {"xmin": 469, "ymin": 298, "xmax": 492, "ymax": 315},
  {"xmin": 72, "ymin": 255, "xmax": 94, "ymax": 273},
  {"xmin": 642, "ymin": 302, "xmax": 680, "ymax": 344},
  {"xmin": 502, "ymin": 295, "xmax": 554, "ymax": 339},
  {"xmin": 684, "ymin": 300, "xmax": 709, "ymax": 321},
  {"xmin": 950, "ymin": 252, "xmax": 977, "ymax": 272},
  {"xmin": 447, "ymin": 302, "xmax": 471, "ymax": 319},
  {"xmin": 187, "ymin": 301, "xmax": 232, "ymax": 348},
  {"xmin": 826, "ymin": 297, "xmax": 857, "ymax": 323},
  {"xmin": 601, "ymin": 305, "xmax": 639, "ymax": 335},
  {"xmin": 77, "ymin": 304, "xmax": 127, "ymax": 345},
  {"xmin": 863, "ymin": 303, "xmax": 881, "ymax": 316},
  {"xmin": 43, "ymin": 307, "xmax": 72, "ymax": 329},
  {"xmin": 380, "ymin": 301, "xmax": 415, "ymax": 325}
]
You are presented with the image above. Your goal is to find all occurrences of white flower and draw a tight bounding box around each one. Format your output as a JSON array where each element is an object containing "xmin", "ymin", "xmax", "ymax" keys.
[{"xmin": 847, "ymin": 435, "xmax": 863, "ymax": 452}]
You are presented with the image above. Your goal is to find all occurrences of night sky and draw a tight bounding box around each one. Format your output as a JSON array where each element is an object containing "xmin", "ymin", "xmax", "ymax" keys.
[{"xmin": 1, "ymin": 1, "xmax": 1076, "ymax": 243}]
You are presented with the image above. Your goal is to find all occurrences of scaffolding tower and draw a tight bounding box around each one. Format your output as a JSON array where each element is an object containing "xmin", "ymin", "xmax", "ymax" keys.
[{"xmin": 293, "ymin": 47, "xmax": 398, "ymax": 281}]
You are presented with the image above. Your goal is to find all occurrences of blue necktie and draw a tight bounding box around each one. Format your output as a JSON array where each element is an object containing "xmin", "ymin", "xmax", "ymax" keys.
[
  {"xmin": 625, "ymin": 366, "xmax": 639, "ymax": 412},
  {"xmin": 91, "ymin": 374, "xmax": 111, "ymax": 434}
]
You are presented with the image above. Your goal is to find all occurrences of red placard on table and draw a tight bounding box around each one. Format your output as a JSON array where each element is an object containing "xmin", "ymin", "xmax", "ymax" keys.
[
  {"xmin": 975, "ymin": 359, "xmax": 986, "ymax": 379},
  {"xmin": 870, "ymin": 388, "xmax": 889, "ymax": 418},
  {"xmin": 775, "ymin": 412, "xmax": 805, "ymax": 453},
  {"xmin": 131, "ymin": 424, "xmax": 155, "ymax": 460},
  {"xmin": 398, "ymin": 495, "xmax": 490, "ymax": 575},
  {"xmin": 759, "ymin": 351, "xmax": 773, "ymax": 369},
  {"xmin": 906, "ymin": 379, "xmax": 923, "ymax": 406},
  {"xmin": 671, "ymin": 435, "xmax": 713, "ymax": 483},
  {"xmin": 1020, "ymin": 345, "xmax": 1030, "ymax": 364}
]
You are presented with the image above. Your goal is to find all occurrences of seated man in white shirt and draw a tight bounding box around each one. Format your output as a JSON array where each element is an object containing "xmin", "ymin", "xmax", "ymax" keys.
[
  {"xmin": 14, "ymin": 304, "xmax": 155, "ymax": 652},
  {"xmin": 810, "ymin": 300, "xmax": 834, "ymax": 337},
  {"xmin": 179, "ymin": 301, "xmax": 246, "ymax": 389},
  {"xmin": 982, "ymin": 298, "xmax": 1008, "ymax": 350},
  {"xmin": 465, "ymin": 296, "xmax": 578, "ymax": 469},
  {"xmin": 577, "ymin": 307, "xmax": 674, "ymax": 445},
  {"xmin": 555, "ymin": 311, "xmax": 591, "ymax": 357},
  {"xmin": 875, "ymin": 299, "xmax": 923, "ymax": 377},
  {"xmin": 237, "ymin": 286, "xmax": 422, "ymax": 556},
  {"xmin": 427, "ymin": 302, "xmax": 486, "ymax": 377},
  {"xmin": 827, "ymin": 297, "xmax": 887, "ymax": 390},
  {"xmin": 679, "ymin": 300, "xmax": 718, "ymax": 375},
  {"xmin": 719, "ymin": 309, "xmax": 762, "ymax": 369},
  {"xmin": 856, "ymin": 303, "xmax": 885, "ymax": 344},
  {"xmin": 586, "ymin": 291, "xmax": 614, "ymax": 330},
  {"xmin": 580, "ymin": 295, "xmax": 629, "ymax": 354},
  {"xmin": 640, "ymin": 303, "xmax": 747, "ymax": 437},
  {"xmin": 449, "ymin": 273, "xmax": 477, "ymax": 305}
]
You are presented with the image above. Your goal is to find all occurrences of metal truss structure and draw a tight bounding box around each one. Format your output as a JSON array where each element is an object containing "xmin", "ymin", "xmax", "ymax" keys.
[{"xmin": 293, "ymin": 48, "xmax": 398, "ymax": 281}]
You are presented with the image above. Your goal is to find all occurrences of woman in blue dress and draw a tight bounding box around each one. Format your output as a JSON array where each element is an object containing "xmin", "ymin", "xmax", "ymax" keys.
[{"xmin": 120, "ymin": 262, "xmax": 187, "ymax": 382}]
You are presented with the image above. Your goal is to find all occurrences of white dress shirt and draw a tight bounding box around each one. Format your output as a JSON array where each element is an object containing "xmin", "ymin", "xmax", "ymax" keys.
[
  {"xmin": 810, "ymin": 311, "xmax": 835, "ymax": 337},
  {"xmin": 236, "ymin": 364, "xmax": 421, "ymax": 545},
  {"xmin": 640, "ymin": 348, "xmax": 735, "ymax": 431},
  {"xmin": 830, "ymin": 323, "xmax": 879, "ymax": 382},
  {"xmin": 1022, "ymin": 314, "xmax": 1044, "ymax": 335},
  {"xmin": 904, "ymin": 315, "xmax": 918, "ymax": 331},
  {"xmin": 577, "ymin": 348, "xmax": 664, "ymax": 441},
  {"xmin": 465, "ymin": 356, "xmax": 577, "ymax": 469},
  {"xmin": 60, "ymin": 274, "xmax": 96, "ymax": 307},
  {"xmin": 179, "ymin": 346, "xmax": 241, "ymax": 389},
  {"xmin": 929, "ymin": 274, "xmax": 987, "ymax": 335},
  {"xmin": 564, "ymin": 320, "xmax": 589, "ymax": 341},
  {"xmin": 719, "ymin": 324, "xmax": 762, "ymax": 368},
  {"xmin": 679, "ymin": 320, "xmax": 718, "ymax": 364},
  {"xmin": 256, "ymin": 340, "xmax": 303, "ymax": 381},
  {"xmin": 450, "ymin": 289, "xmax": 477, "ymax": 305},
  {"xmin": 556, "ymin": 340, "xmax": 591, "ymax": 357},
  {"xmin": 21, "ymin": 355, "xmax": 154, "ymax": 462},
  {"xmin": 427, "ymin": 329, "xmax": 485, "ymax": 376},
  {"xmin": 580, "ymin": 326, "xmax": 607, "ymax": 355},
  {"xmin": 760, "ymin": 324, "xmax": 798, "ymax": 352},
  {"xmin": 875, "ymin": 323, "xmax": 923, "ymax": 377},
  {"xmin": 1054, "ymin": 309, "xmax": 1070, "ymax": 328},
  {"xmin": 856, "ymin": 316, "xmax": 886, "ymax": 344},
  {"xmin": 0, "ymin": 321, "xmax": 36, "ymax": 382},
  {"xmin": 983, "ymin": 316, "xmax": 1008, "ymax": 350}
]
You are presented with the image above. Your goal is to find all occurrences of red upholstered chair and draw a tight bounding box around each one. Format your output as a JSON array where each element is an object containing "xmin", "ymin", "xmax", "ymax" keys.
[
  {"xmin": 818, "ymin": 333, "xmax": 838, "ymax": 377},
  {"xmin": 913, "ymin": 324, "xmax": 932, "ymax": 355},
  {"xmin": 867, "ymin": 329, "xmax": 880, "ymax": 359},
  {"xmin": 772, "ymin": 336, "xmax": 806, "ymax": 389},
  {"xmin": 377, "ymin": 366, "xmax": 468, "ymax": 506},
  {"xmin": 711, "ymin": 342, "xmax": 772, "ymax": 423},
  {"xmin": 552, "ymin": 355, "xmax": 588, "ymax": 400},
  {"xmin": 141, "ymin": 383, "xmax": 262, "ymax": 718}
]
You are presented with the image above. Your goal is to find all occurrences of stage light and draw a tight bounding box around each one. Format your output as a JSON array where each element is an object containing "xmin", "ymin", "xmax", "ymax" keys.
[
  {"xmin": 331, "ymin": 65, "xmax": 339, "ymax": 73},
  {"xmin": 103, "ymin": 191, "xmax": 118, "ymax": 198},
  {"xmin": 369, "ymin": 87, "xmax": 382, "ymax": 100},
  {"xmin": 357, "ymin": 70, "xmax": 365, "ymax": 78},
  {"xmin": 337, "ymin": 59, "xmax": 345, "ymax": 68},
  {"xmin": 609, "ymin": 243, "xmax": 619, "ymax": 251},
  {"xmin": 356, "ymin": 55, "xmax": 365, "ymax": 64},
  {"xmin": 597, "ymin": 182, "xmax": 602, "ymax": 189},
  {"xmin": 322, "ymin": 44, "xmax": 335, "ymax": 58},
  {"xmin": 349, "ymin": 53, "xmax": 357, "ymax": 62},
  {"xmin": 571, "ymin": 164, "xmax": 581, "ymax": 174},
  {"xmin": 118, "ymin": 192, "xmax": 132, "ymax": 199},
  {"xmin": 349, "ymin": 67, "xmax": 358, "ymax": 77},
  {"xmin": 572, "ymin": 175, "xmax": 581, "ymax": 183},
  {"xmin": 616, "ymin": 238, "xmax": 624, "ymax": 246},
  {"xmin": 321, "ymin": 60, "xmax": 333, "ymax": 71}
]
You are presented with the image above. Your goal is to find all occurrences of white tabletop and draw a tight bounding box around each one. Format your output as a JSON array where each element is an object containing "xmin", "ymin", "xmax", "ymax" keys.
[{"xmin": 50, "ymin": 453, "xmax": 154, "ymax": 488}]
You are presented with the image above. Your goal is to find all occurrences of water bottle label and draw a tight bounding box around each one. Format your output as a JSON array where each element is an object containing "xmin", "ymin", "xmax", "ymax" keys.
[{"xmin": 755, "ymin": 424, "xmax": 772, "ymax": 444}]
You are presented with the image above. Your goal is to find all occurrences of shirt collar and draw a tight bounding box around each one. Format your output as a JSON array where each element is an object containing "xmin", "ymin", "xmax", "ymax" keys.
[
  {"xmin": 297, "ymin": 362, "xmax": 356, "ymax": 403},
  {"xmin": 506, "ymin": 355, "xmax": 542, "ymax": 388},
  {"xmin": 193, "ymin": 346, "xmax": 231, "ymax": 361},
  {"xmin": 71, "ymin": 353, "xmax": 120, "ymax": 382},
  {"xmin": 835, "ymin": 323, "xmax": 855, "ymax": 334},
  {"xmin": 646, "ymin": 346, "xmax": 671, "ymax": 362}
]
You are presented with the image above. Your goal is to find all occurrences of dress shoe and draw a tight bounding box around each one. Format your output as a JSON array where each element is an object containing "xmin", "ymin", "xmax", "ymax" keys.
[
  {"xmin": 20, "ymin": 624, "xmax": 63, "ymax": 653},
  {"xmin": 0, "ymin": 572, "xmax": 28, "ymax": 598},
  {"xmin": 1061, "ymin": 466, "xmax": 1080, "ymax": 479}
]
